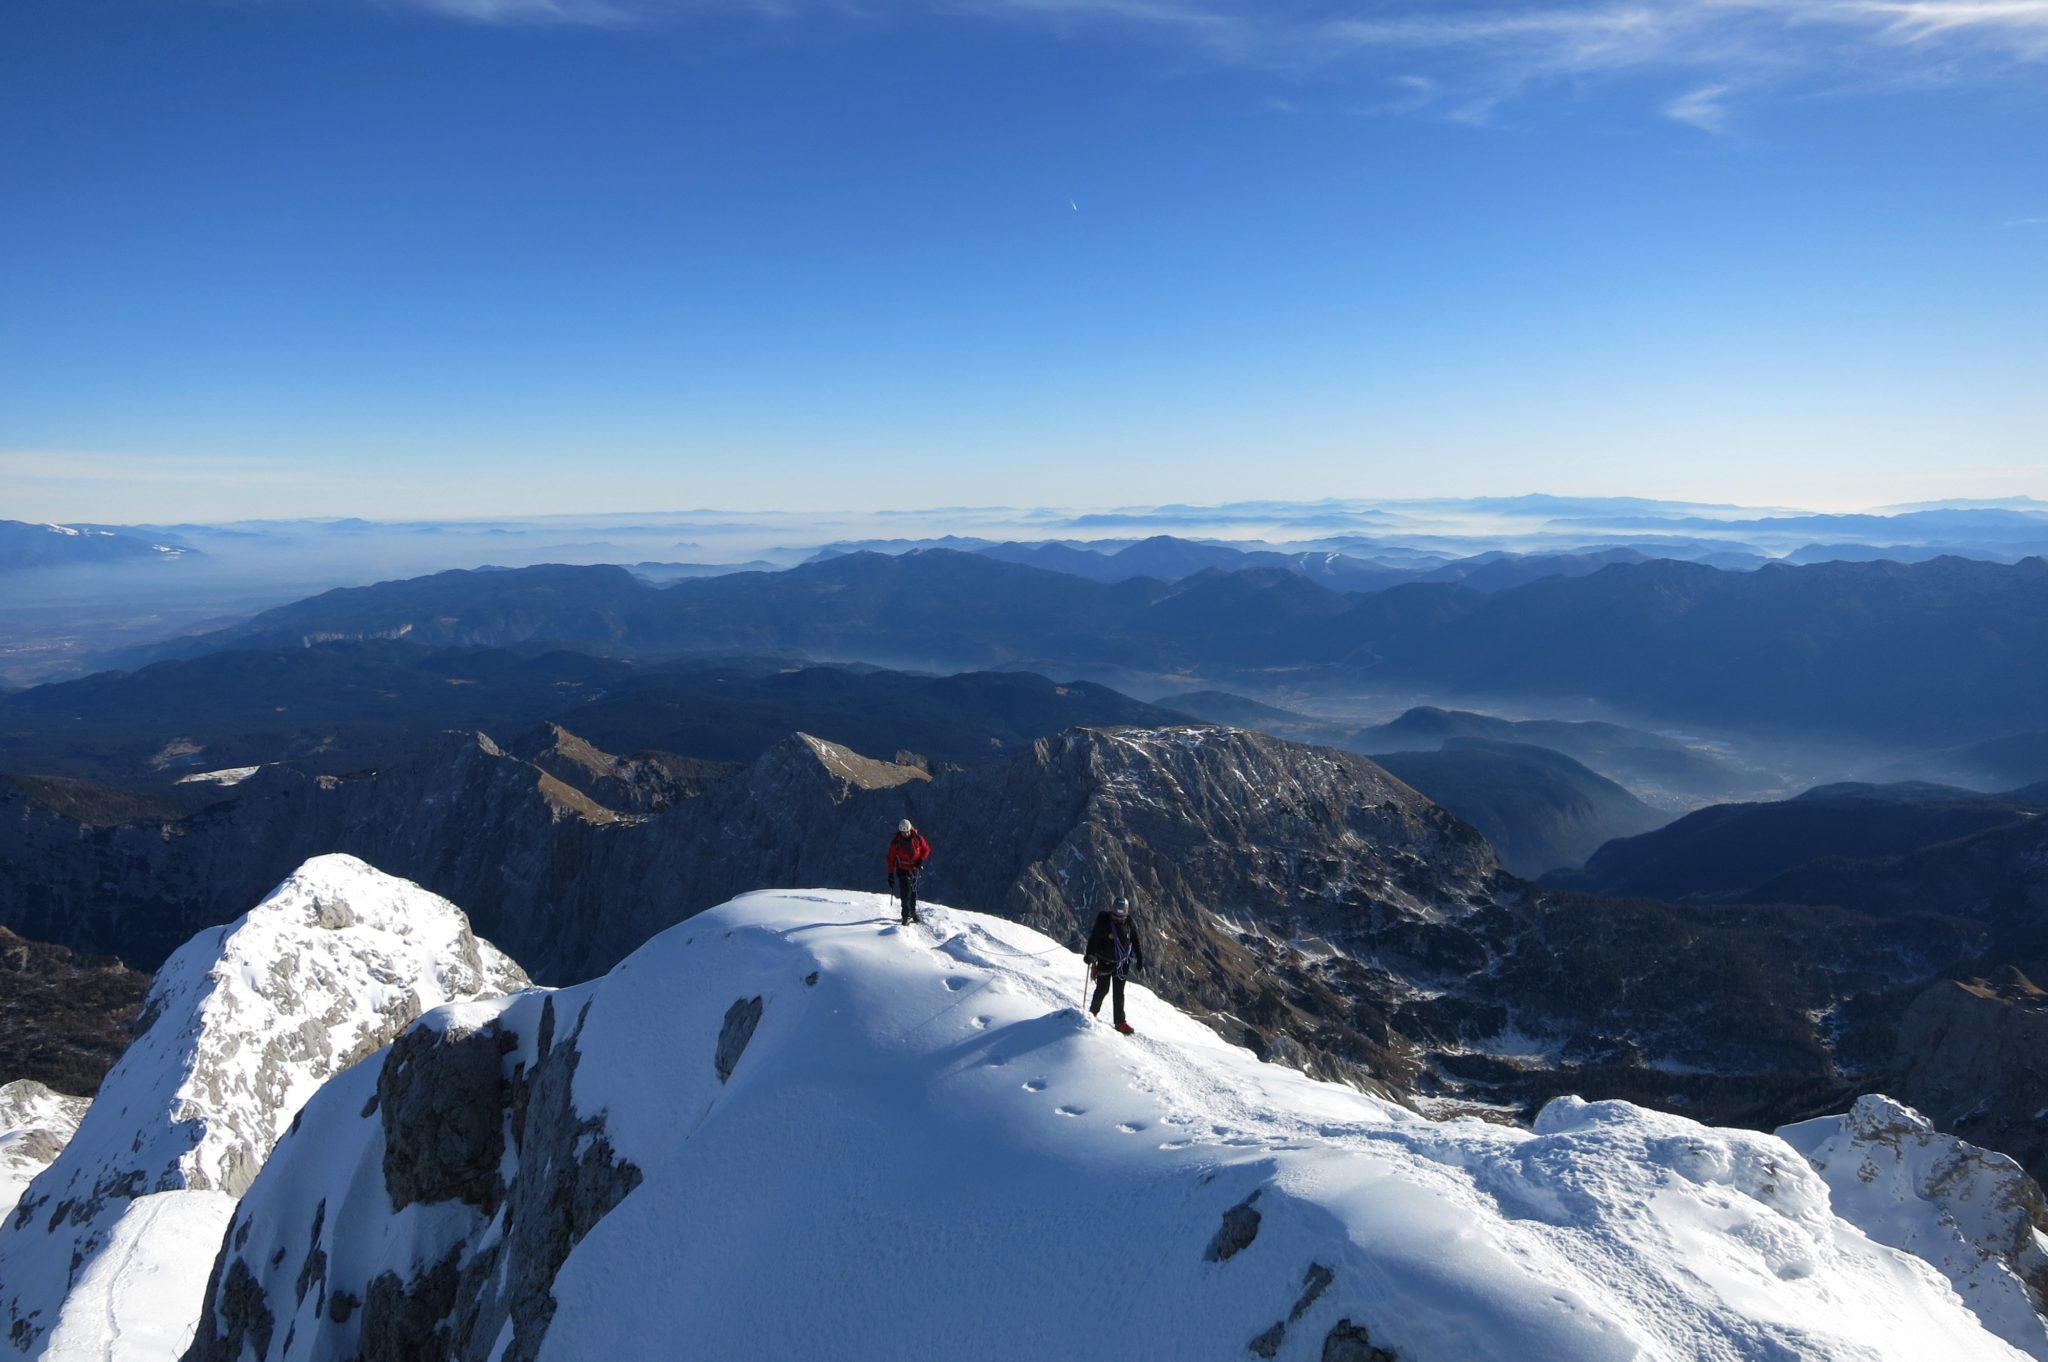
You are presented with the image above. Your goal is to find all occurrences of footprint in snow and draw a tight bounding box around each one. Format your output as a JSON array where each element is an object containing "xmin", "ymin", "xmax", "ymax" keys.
[
  {"xmin": 971, "ymin": 1015, "xmax": 992, "ymax": 1030},
  {"xmin": 1023, "ymin": 1078, "xmax": 1048, "ymax": 1092},
  {"xmin": 1116, "ymin": 1122, "xmax": 1146, "ymax": 1134},
  {"xmin": 1055, "ymin": 1105, "xmax": 1086, "ymax": 1118},
  {"xmin": 1160, "ymin": 1139, "xmax": 1193, "ymax": 1149},
  {"xmin": 943, "ymin": 977, "xmax": 970, "ymax": 992}
]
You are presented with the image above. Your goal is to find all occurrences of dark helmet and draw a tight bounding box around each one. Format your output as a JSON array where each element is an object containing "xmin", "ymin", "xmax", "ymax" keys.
[{"xmin": 1113, "ymin": 897, "xmax": 1131, "ymax": 919}]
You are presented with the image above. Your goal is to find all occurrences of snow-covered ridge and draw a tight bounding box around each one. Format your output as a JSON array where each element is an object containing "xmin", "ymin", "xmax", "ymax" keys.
[
  {"xmin": 0, "ymin": 853, "xmax": 530, "ymax": 1360},
  {"xmin": 190, "ymin": 890, "xmax": 2031, "ymax": 1362}
]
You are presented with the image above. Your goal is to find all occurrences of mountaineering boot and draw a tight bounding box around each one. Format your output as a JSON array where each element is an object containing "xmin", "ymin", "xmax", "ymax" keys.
[{"xmin": 1114, "ymin": 1021, "xmax": 1134, "ymax": 1035}]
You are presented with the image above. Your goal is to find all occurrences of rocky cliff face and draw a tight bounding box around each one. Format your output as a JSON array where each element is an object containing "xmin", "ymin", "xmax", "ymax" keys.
[
  {"xmin": 0, "ymin": 728, "xmax": 615, "ymax": 968},
  {"xmin": 0, "ymin": 855, "xmax": 528, "ymax": 1359},
  {"xmin": 184, "ymin": 988, "xmax": 640, "ymax": 1362},
  {"xmin": 1889, "ymin": 971, "xmax": 2048, "ymax": 1190}
]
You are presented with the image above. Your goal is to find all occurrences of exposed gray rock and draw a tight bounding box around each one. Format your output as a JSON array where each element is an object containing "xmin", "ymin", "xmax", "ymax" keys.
[
  {"xmin": 207, "ymin": 1259, "xmax": 275, "ymax": 1362},
  {"xmin": 715, "ymin": 997, "xmax": 763, "ymax": 1084},
  {"xmin": 1246, "ymin": 1260, "xmax": 1335, "ymax": 1356},
  {"xmin": 358, "ymin": 1247, "xmax": 462, "ymax": 1362},
  {"xmin": 1322, "ymin": 1318, "xmax": 1396, "ymax": 1361},
  {"xmin": 379, "ymin": 1026, "xmax": 512, "ymax": 1215},
  {"xmin": 1291, "ymin": 1262, "xmax": 1334, "ymax": 1321},
  {"xmin": 1206, "ymin": 1190, "xmax": 1263, "ymax": 1263},
  {"xmin": 186, "ymin": 993, "xmax": 644, "ymax": 1362}
]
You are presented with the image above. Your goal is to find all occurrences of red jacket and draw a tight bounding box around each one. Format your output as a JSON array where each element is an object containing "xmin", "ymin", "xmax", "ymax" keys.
[{"xmin": 886, "ymin": 830, "xmax": 931, "ymax": 877}]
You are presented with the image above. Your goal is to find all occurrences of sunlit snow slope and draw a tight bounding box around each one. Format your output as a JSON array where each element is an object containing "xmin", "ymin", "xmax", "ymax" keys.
[{"xmin": 193, "ymin": 890, "xmax": 2028, "ymax": 1362}]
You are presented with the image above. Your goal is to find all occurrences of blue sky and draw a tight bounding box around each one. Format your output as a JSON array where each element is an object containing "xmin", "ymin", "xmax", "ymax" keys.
[{"xmin": 2, "ymin": 0, "xmax": 2045, "ymax": 520}]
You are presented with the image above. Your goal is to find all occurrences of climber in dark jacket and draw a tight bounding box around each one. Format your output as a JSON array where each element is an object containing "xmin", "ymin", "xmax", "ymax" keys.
[
  {"xmin": 885, "ymin": 819, "xmax": 932, "ymax": 925},
  {"xmin": 1084, "ymin": 898, "xmax": 1145, "ymax": 1034}
]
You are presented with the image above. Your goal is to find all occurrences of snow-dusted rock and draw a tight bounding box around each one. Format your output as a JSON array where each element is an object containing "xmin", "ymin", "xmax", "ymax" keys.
[
  {"xmin": 1780, "ymin": 1094, "xmax": 2048, "ymax": 1359},
  {"xmin": 0, "ymin": 1082, "xmax": 89, "ymax": 1216},
  {"xmin": 189, "ymin": 890, "xmax": 2029, "ymax": 1362},
  {"xmin": 0, "ymin": 854, "xmax": 529, "ymax": 1359}
]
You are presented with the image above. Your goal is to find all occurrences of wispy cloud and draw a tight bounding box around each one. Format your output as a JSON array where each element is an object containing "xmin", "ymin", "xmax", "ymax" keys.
[
  {"xmin": 1665, "ymin": 81, "xmax": 1737, "ymax": 132},
  {"xmin": 328, "ymin": 0, "xmax": 2048, "ymax": 123},
  {"xmin": 1859, "ymin": 0, "xmax": 2048, "ymax": 54}
]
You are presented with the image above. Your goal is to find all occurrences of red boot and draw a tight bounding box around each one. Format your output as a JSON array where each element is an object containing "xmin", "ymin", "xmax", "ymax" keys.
[{"xmin": 1114, "ymin": 1021, "xmax": 1134, "ymax": 1035}]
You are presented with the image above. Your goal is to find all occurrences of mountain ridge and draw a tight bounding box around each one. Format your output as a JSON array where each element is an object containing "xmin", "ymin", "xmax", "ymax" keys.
[
  {"xmin": 175, "ymin": 887, "xmax": 2045, "ymax": 1362},
  {"xmin": 75, "ymin": 550, "xmax": 2048, "ymax": 742}
]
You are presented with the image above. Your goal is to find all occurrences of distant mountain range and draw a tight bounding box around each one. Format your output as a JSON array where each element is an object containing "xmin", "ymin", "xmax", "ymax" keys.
[
  {"xmin": 975, "ymin": 536, "xmax": 1661, "ymax": 592},
  {"xmin": 84, "ymin": 549, "xmax": 2048, "ymax": 743},
  {"xmin": 0, "ymin": 520, "xmax": 197, "ymax": 572}
]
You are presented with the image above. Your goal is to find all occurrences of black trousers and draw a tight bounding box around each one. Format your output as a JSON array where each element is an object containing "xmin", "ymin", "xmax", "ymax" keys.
[
  {"xmin": 894, "ymin": 872, "xmax": 920, "ymax": 922},
  {"xmin": 1089, "ymin": 973, "xmax": 1127, "ymax": 1025}
]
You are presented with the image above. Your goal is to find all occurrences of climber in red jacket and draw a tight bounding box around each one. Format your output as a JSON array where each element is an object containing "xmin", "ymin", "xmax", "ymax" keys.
[{"xmin": 885, "ymin": 819, "xmax": 932, "ymax": 925}]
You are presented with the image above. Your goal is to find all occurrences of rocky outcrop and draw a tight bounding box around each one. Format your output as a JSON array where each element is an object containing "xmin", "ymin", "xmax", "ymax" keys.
[
  {"xmin": 187, "ymin": 990, "xmax": 641, "ymax": 1362},
  {"xmin": 1780, "ymin": 1094, "xmax": 2048, "ymax": 1358},
  {"xmin": 0, "ymin": 855, "xmax": 529, "ymax": 1359},
  {"xmin": 1890, "ymin": 972, "xmax": 2048, "ymax": 1185}
]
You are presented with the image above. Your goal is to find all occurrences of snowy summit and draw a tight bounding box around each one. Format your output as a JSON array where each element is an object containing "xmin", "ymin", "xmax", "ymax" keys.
[
  {"xmin": 0, "ymin": 854, "xmax": 528, "ymax": 1361},
  {"xmin": 187, "ymin": 888, "xmax": 2030, "ymax": 1362}
]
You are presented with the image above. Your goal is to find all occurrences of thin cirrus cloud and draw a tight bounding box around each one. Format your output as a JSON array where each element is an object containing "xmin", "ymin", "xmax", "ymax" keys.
[
  {"xmin": 1664, "ymin": 82, "xmax": 1738, "ymax": 133},
  {"xmin": 334, "ymin": 0, "xmax": 2048, "ymax": 126}
]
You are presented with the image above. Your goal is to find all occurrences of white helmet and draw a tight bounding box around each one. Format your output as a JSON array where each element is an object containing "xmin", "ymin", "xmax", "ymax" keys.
[{"xmin": 898, "ymin": 819, "xmax": 914, "ymax": 834}]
